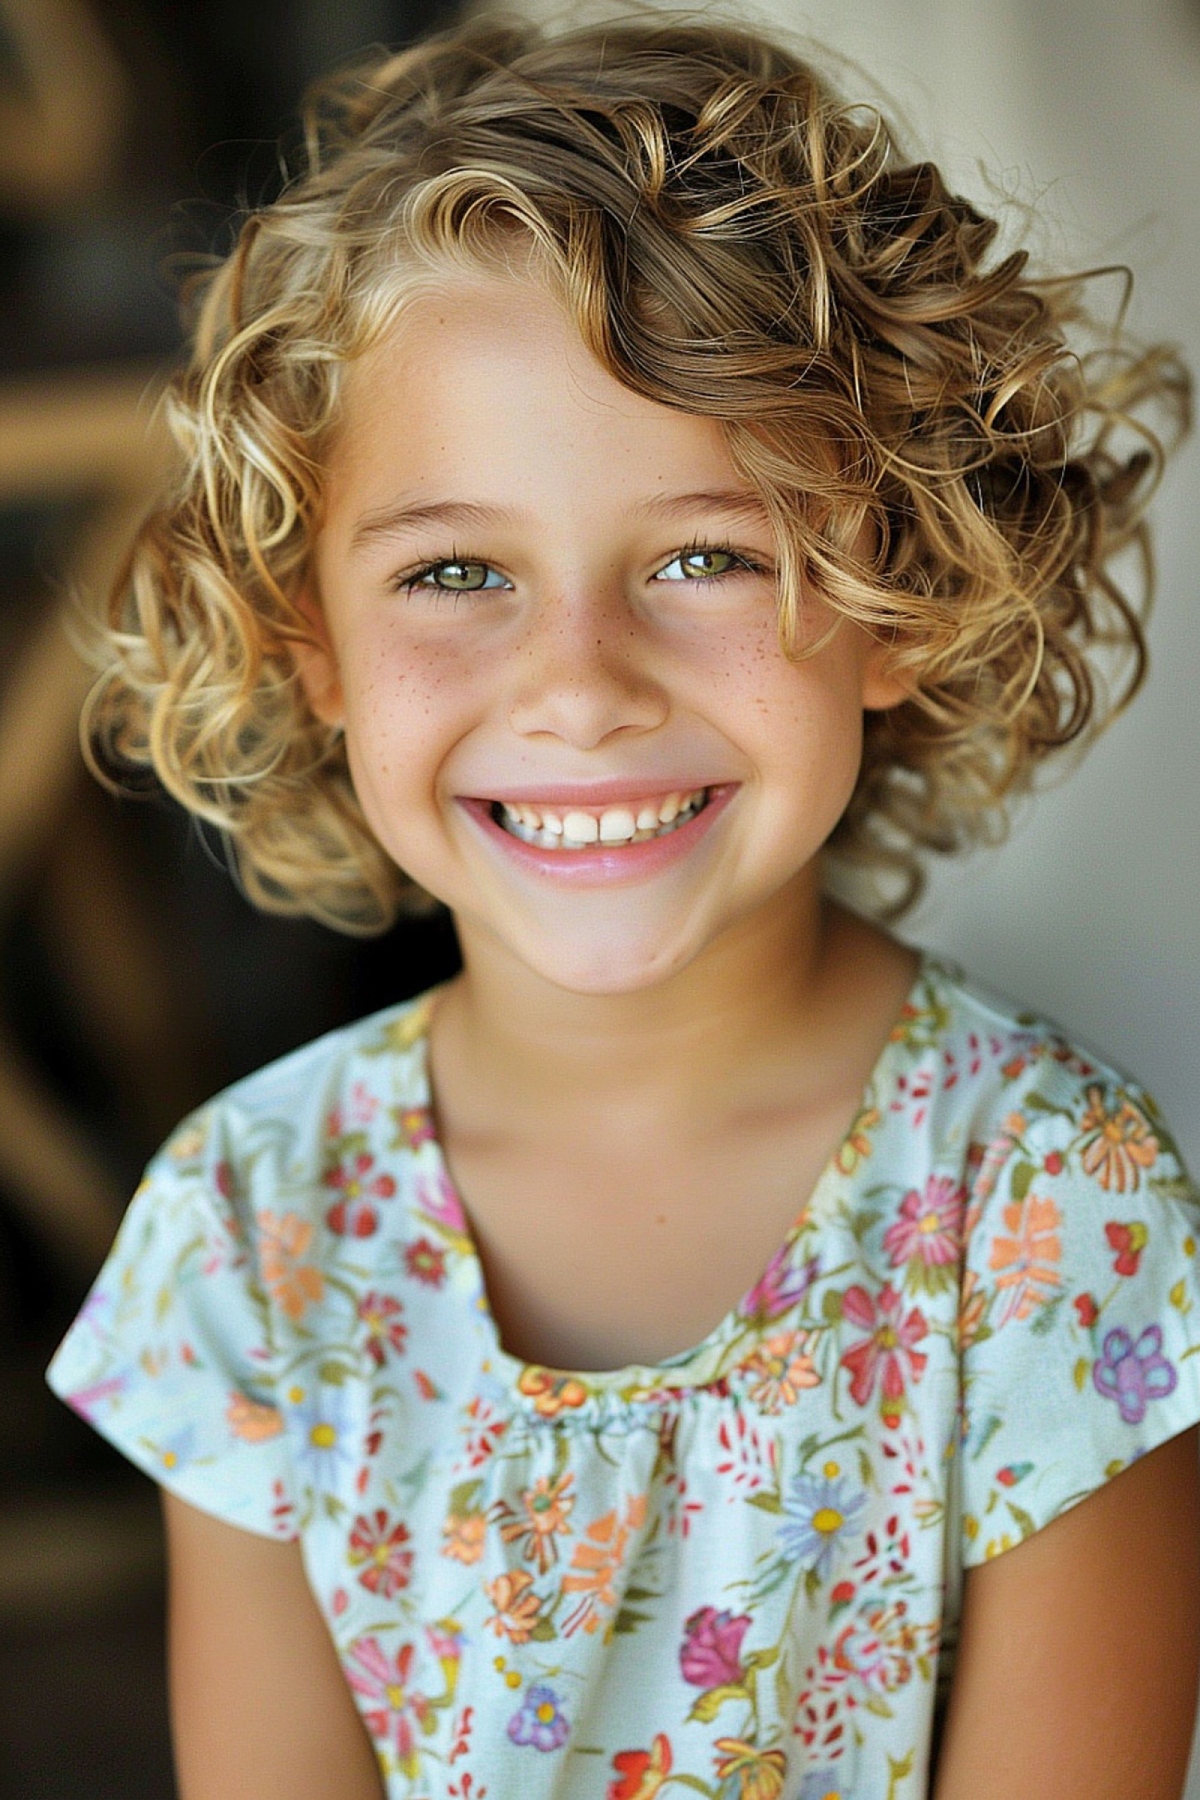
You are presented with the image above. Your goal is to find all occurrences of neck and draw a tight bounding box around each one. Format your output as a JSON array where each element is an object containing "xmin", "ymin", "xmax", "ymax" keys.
[{"xmin": 433, "ymin": 870, "xmax": 876, "ymax": 1133}]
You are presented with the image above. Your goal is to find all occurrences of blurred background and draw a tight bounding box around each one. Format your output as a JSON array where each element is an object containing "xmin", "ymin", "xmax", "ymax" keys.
[{"xmin": 0, "ymin": 0, "xmax": 1196, "ymax": 1795}]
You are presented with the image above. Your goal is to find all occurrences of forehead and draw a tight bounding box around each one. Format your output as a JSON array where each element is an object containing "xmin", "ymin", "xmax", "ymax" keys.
[{"xmin": 323, "ymin": 275, "xmax": 754, "ymax": 527}]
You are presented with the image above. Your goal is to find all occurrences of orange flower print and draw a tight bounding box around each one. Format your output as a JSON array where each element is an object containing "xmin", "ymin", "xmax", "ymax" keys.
[
  {"xmin": 516, "ymin": 1365, "xmax": 590, "ymax": 1419},
  {"xmin": 712, "ymin": 1738, "xmax": 788, "ymax": 1800},
  {"xmin": 741, "ymin": 1330, "xmax": 821, "ymax": 1413},
  {"xmin": 560, "ymin": 1494, "xmax": 648, "ymax": 1637},
  {"xmin": 226, "ymin": 1392, "xmax": 283, "ymax": 1441},
  {"xmin": 257, "ymin": 1211, "xmax": 324, "ymax": 1320},
  {"xmin": 441, "ymin": 1510, "xmax": 486, "ymax": 1565},
  {"xmin": 608, "ymin": 1733, "xmax": 673, "ymax": 1800},
  {"xmin": 498, "ymin": 1472, "xmax": 575, "ymax": 1574},
  {"xmin": 957, "ymin": 1269, "xmax": 988, "ymax": 1350},
  {"xmin": 988, "ymin": 1194, "xmax": 1062, "ymax": 1324},
  {"xmin": 834, "ymin": 1105, "xmax": 880, "ymax": 1175},
  {"xmin": 1080, "ymin": 1086, "xmax": 1158, "ymax": 1193},
  {"xmin": 484, "ymin": 1568, "xmax": 542, "ymax": 1644}
]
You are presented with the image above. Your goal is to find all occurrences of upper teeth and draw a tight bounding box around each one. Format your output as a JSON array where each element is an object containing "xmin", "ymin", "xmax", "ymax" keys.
[{"xmin": 497, "ymin": 789, "xmax": 708, "ymax": 848}]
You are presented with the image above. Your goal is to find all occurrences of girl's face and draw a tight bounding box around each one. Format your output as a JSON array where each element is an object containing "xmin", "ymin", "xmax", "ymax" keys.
[{"xmin": 303, "ymin": 275, "xmax": 904, "ymax": 995}]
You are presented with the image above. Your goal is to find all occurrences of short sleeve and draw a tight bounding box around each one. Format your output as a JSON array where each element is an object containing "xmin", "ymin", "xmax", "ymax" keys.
[
  {"xmin": 46, "ymin": 1108, "xmax": 298, "ymax": 1539},
  {"xmin": 958, "ymin": 1058, "xmax": 1200, "ymax": 1566}
]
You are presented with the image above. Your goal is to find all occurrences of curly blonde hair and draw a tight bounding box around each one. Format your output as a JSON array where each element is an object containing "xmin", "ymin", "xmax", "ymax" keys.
[{"xmin": 88, "ymin": 12, "xmax": 1190, "ymax": 930}]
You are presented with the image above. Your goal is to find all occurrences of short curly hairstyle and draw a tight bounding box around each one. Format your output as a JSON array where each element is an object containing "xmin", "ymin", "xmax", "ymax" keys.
[{"xmin": 87, "ymin": 11, "xmax": 1191, "ymax": 930}]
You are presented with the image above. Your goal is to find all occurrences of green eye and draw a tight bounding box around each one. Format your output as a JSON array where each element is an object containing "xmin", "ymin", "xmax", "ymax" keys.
[
  {"xmin": 413, "ymin": 560, "xmax": 506, "ymax": 592},
  {"xmin": 656, "ymin": 548, "xmax": 743, "ymax": 582}
]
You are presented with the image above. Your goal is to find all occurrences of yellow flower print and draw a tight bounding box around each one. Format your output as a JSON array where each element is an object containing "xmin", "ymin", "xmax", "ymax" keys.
[
  {"xmin": 1079, "ymin": 1085, "xmax": 1159, "ymax": 1193},
  {"xmin": 712, "ymin": 1738, "xmax": 788, "ymax": 1800},
  {"xmin": 257, "ymin": 1211, "xmax": 325, "ymax": 1321},
  {"xmin": 484, "ymin": 1569, "xmax": 542, "ymax": 1644}
]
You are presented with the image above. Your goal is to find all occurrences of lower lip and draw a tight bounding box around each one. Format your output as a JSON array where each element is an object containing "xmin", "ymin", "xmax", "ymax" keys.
[{"xmin": 457, "ymin": 786, "xmax": 738, "ymax": 886}]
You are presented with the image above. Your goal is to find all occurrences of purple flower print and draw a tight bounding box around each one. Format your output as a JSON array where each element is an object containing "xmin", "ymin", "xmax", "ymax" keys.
[
  {"xmin": 1092, "ymin": 1324, "xmax": 1178, "ymax": 1425},
  {"xmin": 743, "ymin": 1246, "xmax": 820, "ymax": 1323},
  {"xmin": 507, "ymin": 1683, "xmax": 570, "ymax": 1751},
  {"xmin": 679, "ymin": 1605, "xmax": 751, "ymax": 1688}
]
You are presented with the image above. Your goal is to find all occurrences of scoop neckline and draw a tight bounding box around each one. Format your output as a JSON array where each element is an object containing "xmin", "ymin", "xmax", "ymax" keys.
[{"xmin": 407, "ymin": 949, "xmax": 936, "ymax": 1412}]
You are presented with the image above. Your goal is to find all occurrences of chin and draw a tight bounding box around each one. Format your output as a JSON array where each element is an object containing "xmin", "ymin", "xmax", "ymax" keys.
[{"xmin": 519, "ymin": 928, "xmax": 699, "ymax": 998}]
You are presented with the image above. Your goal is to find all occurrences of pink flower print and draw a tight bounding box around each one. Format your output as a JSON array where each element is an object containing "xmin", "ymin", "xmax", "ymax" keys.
[
  {"xmin": 348, "ymin": 1081, "xmax": 380, "ymax": 1125},
  {"xmin": 840, "ymin": 1285, "xmax": 928, "ymax": 1418},
  {"xmin": 882, "ymin": 1176, "xmax": 965, "ymax": 1286},
  {"xmin": 348, "ymin": 1510, "xmax": 415, "ymax": 1599},
  {"xmin": 742, "ymin": 1246, "xmax": 819, "ymax": 1324},
  {"xmin": 416, "ymin": 1168, "xmax": 467, "ymax": 1235},
  {"xmin": 679, "ymin": 1606, "xmax": 751, "ymax": 1688},
  {"xmin": 358, "ymin": 1291, "xmax": 408, "ymax": 1367},
  {"xmin": 324, "ymin": 1152, "xmax": 397, "ymax": 1238},
  {"xmin": 345, "ymin": 1637, "xmax": 431, "ymax": 1775}
]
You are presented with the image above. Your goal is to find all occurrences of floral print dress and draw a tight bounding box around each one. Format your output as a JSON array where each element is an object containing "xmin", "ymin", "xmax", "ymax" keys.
[{"xmin": 47, "ymin": 955, "xmax": 1200, "ymax": 1800}]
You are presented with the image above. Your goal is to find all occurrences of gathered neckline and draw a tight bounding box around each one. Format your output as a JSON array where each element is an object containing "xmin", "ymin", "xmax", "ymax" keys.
[{"xmin": 404, "ymin": 950, "xmax": 935, "ymax": 1414}]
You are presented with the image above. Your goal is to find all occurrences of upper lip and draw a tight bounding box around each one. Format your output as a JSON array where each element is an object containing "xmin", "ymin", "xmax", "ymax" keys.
[{"xmin": 461, "ymin": 779, "xmax": 730, "ymax": 807}]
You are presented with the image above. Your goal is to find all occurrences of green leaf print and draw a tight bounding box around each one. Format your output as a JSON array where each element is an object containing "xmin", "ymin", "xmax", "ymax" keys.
[
  {"xmin": 687, "ymin": 1681, "xmax": 749, "ymax": 1723},
  {"xmin": 1009, "ymin": 1161, "xmax": 1035, "ymax": 1201}
]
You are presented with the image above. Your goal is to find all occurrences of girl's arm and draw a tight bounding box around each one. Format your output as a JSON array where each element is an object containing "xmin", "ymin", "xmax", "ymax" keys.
[
  {"xmin": 161, "ymin": 1491, "xmax": 386, "ymax": 1800},
  {"xmin": 933, "ymin": 1425, "xmax": 1200, "ymax": 1800}
]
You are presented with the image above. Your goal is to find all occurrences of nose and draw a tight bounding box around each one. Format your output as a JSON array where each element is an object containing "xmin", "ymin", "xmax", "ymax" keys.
[{"xmin": 506, "ymin": 586, "xmax": 669, "ymax": 750}]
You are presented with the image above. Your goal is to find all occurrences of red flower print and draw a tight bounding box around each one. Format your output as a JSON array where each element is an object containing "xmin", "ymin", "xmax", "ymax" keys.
[
  {"xmin": 840, "ymin": 1285, "xmax": 928, "ymax": 1417},
  {"xmin": 405, "ymin": 1235, "xmax": 448, "ymax": 1286},
  {"xmin": 609, "ymin": 1733, "xmax": 673, "ymax": 1800},
  {"xmin": 324, "ymin": 1152, "xmax": 396, "ymax": 1238},
  {"xmin": 1105, "ymin": 1220, "xmax": 1148, "ymax": 1277},
  {"xmin": 1043, "ymin": 1151, "xmax": 1064, "ymax": 1176},
  {"xmin": 1074, "ymin": 1292, "xmax": 1099, "ymax": 1328},
  {"xmin": 348, "ymin": 1510, "xmax": 414, "ymax": 1598},
  {"xmin": 357, "ymin": 1291, "xmax": 407, "ymax": 1366}
]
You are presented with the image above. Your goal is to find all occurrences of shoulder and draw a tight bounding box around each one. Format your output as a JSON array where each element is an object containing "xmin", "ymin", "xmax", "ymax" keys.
[
  {"xmin": 901, "ymin": 954, "xmax": 1185, "ymax": 1177},
  {"xmin": 152, "ymin": 987, "xmax": 440, "ymax": 1197}
]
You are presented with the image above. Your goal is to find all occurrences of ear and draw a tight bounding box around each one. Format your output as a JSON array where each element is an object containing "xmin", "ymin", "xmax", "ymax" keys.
[
  {"xmin": 291, "ymin": 585, "xmax": 345, "ymax": 728},
  {"xmin": 861, "ymin": 635, "xmax": 911, "ymax": 712}
]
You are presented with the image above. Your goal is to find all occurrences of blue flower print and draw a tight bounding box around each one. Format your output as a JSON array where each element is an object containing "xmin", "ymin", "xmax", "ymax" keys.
[
  {"xmin": 779, "ymin": 1466, "xmax": 867, "ymax": 1579},
  {"xmin": 291, "ymin": 1382, "xmax": 358, "ymax": 1495},
  {"xmin": 507, "ymin": 1683, "xmax": 570, "ymax": 1751},
  {"xmin": 1093, "ymin": 1324, "xmax": 1178, "ymax": 1425}
]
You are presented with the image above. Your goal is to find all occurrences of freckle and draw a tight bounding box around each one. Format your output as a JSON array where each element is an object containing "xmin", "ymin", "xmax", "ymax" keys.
[{"xmin": 656, "ymin": 1213, "xmax": 666, "ymax": 1226}]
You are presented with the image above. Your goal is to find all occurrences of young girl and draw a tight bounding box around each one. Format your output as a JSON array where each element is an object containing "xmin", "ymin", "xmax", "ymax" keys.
[{"xmin": 46, "ymin": 14, "xmax": 1200, "ymax": 1800}]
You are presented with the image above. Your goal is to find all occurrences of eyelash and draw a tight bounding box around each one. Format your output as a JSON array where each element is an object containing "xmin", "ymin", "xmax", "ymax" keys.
[{"xmin": 392, "ymin": 542, "xmax": 770, "ymax": 595}]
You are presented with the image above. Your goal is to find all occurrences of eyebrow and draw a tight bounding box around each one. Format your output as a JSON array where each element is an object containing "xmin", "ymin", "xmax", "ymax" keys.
[{"xmin": 348, "ymin": 487, "xmax": 770, "ymax": 552}]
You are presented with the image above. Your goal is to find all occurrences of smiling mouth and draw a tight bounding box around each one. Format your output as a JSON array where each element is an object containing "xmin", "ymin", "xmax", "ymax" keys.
[{"xmin": 489, "ymin": 787, "xmax": 711, "ymax": 850}]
